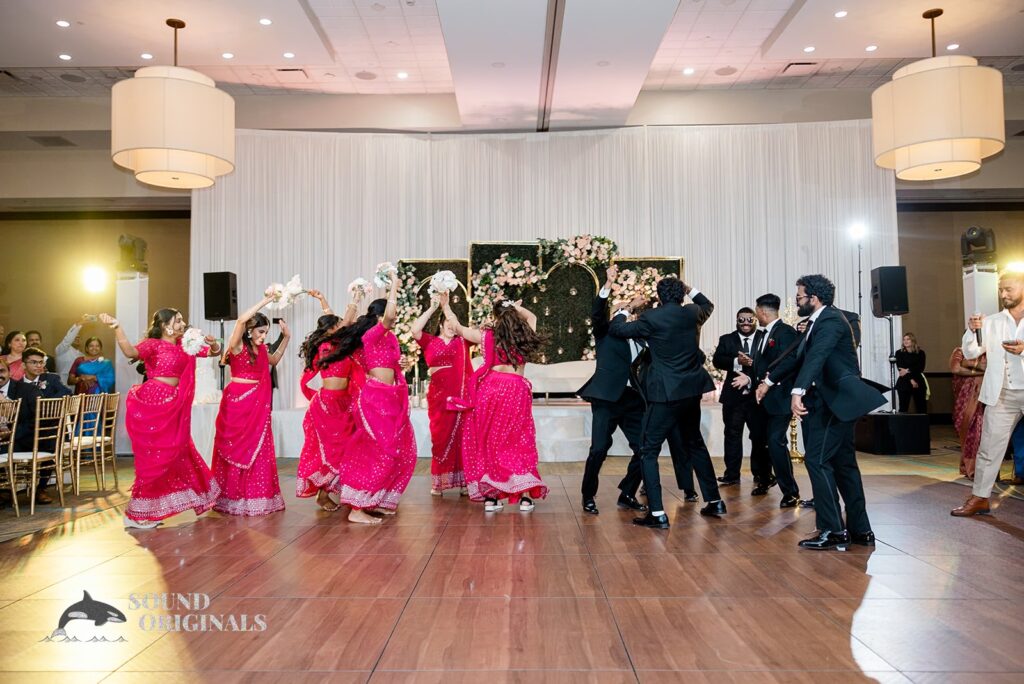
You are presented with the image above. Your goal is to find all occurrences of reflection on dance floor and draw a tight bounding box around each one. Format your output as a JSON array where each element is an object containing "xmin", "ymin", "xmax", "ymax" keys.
[{"xmin": 1, "ymin": 446, "xmax": 1024, "ymax": 681}]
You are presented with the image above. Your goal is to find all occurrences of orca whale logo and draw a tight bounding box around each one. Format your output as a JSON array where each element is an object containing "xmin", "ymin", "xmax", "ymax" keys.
[{"xmin": 48, "ymin": 591, "xmax": 127, "ymax": 640}]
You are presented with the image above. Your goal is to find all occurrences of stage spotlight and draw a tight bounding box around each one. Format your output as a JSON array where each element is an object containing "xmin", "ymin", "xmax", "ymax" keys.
[
  {"xmin": 1005, "ymin": 261, "xmax": 1024, "ymax": 273},
  {"xmin": 849, "ymin": 222, "xmax": 867, "ymax": 241},
  {"xmin": 960, "ymin": 226, "xmax": 996, "ymax": 265},
  {"xmin": 83, "ymin": 266, "xmax": 108, "ymax": 293}
]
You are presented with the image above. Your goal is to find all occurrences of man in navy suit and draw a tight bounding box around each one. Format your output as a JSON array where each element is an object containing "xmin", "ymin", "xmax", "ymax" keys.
[
  {"xmin": 768, "ymin": 275, "xmax": 885, "ymax": 550},
  {"xmin": 610, "ymin": 277, "xmax": 725, "ymax": 528},
  {"xmin": 21, "ymin": 347, "xmax": 73, "ymax": 399},
  {"xmin": 0, "ymin": 357, "xmax": 51, "ymax": 504}
]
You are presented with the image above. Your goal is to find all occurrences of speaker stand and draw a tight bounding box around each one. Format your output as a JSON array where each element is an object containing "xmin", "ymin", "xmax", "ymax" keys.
[
  {"xmin": 886, "ymin": 314, "xmax": 898, "ymax": 413},
  {"xmin": 218, "ymin": 319, "xmax": 226, "ymax": 390}
]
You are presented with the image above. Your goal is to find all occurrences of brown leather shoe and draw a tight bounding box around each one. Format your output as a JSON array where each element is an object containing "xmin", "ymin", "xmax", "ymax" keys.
[
  {"xmin": 951, "ymin": 495, "xmax": 991, "ymax": 517},
  {"xmin": 35, "ymin": 489, "xmax": 54, "ymax": 505},
  {"xmin": 1010, "ymin": 477, "xmax": 1024, "ymax": 486}
]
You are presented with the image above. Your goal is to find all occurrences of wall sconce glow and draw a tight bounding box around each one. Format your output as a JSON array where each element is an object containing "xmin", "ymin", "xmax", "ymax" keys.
[
  {"xmin": 849, "ymin": 223, "xmax": 867, "ymax": 241},
  {"xmin": 82, "ymin": 266, "xmax": 108, "ymax": 293}
]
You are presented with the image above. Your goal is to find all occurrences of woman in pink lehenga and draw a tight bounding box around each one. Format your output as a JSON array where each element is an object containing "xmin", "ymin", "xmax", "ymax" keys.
[
  {"xmin": 334, "ymin": 275, "xmax": 417, "ymax": 525},
  {"xmin": 296, "ymin": 290, "xmax": 363, "ymax": 511},
  {"xmin": 442, "ymin": 298, "xmax": 548, "ymax": 512},
  {"xmin": 411, "ymin": 291, "xmax": 472, "ymax": 496},
  {"xmin": 950, "ymin": 347, "xmax": 987, "ymax": 480},
  {"xmin": 211, "ymin": 295, "xmax": 291, "ymax": 516},
  {"xmin": 99, "ymin": 309, "xmax": 222, "ymax": 529}
]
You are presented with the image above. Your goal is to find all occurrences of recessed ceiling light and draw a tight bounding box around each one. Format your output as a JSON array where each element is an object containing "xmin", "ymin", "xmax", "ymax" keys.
[
  {"xmin": 259, "ymin": 18, "xmax": 272, "ymax": 26},
  {"xmin": 222, "ymin": 52, "xmax": 234, "ymax": 59},
  {"xmin": 140, "ymin": 53, "xmax": 153, "ymax": 60},
  {"xmin": 596, "ymin": 60, "xmax": 610, "ymax": 67},
  {"xmin": 834, "ymin": 10, "xmax": 848, "ymax": 18},
  {"xmin": 396, "ymin": 71, "xmax": 409, "ymax": 79},
  {"xmin": 683, "ymin": 67, "xmax": 695, "ymax": 75},
  {"xmin": 803, "ymin": 46, "xmax": 816, "ymax": 53},
  {"xmin": 491, "ymin": 61, "xmax": 505, "ymax": 69},
  {"xmin": 283, "ymin": 52, "xmax": 295, "ymax": 59},
  {"xmin": 865, "ymin": 44, "xmax": 878, "ymax": 52},
  {"xmin": 58, "ymin": 53, "xmax": 71, "ymax": 61},
  {"xmin": 946, "ymin": 43, "xmax": 960, "ymax": 50},
  {"xmin": 55, "ymin": 20, "xmax": 70, "ymax": 28}
]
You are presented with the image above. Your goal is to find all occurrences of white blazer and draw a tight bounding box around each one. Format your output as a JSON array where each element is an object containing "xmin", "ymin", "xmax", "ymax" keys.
[{"xmin": 962, "ymin": 310, "xmax": 1024, "ymax": 406}]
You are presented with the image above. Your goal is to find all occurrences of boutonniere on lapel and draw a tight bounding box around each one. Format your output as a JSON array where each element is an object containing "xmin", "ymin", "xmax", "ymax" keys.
[
  {"xmin": 38, "ymin": 381, "xmax": 47, "ymax": 390},
  {"xmin": 767, "ymin": 339, "xmax": 776, "ymax": 348}
]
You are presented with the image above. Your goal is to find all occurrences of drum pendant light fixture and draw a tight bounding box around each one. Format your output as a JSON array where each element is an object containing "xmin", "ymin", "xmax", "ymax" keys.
[
  {"xmin": 111, "ymin": 19, "xmax": 235, "ymax": 189},
  {"xmin": 871, "ymin": 8, "xmax": 1004, "ymax": 181}
]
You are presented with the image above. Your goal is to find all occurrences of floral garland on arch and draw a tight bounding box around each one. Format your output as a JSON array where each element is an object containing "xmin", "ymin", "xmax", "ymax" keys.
[
  {"xmin": 469, "ymin": 253, "xmax": 543, "ymax": 326},
  {"xmin": 539, "ymin": 234, "xmax": 618, "ymax": 270},
  {"xmin": 392, "ymin": 263, "xmax": 422, "ymax": 369}
]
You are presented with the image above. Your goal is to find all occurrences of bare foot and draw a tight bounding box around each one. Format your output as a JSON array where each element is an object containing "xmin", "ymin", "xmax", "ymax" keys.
[
  {"xmin": 372, "ymin": 507, "xmax": 397, "ymax": 516},
  {"xmin": 316, "ymin": 490, "xmax": 340, "ymax": 512},
  {"xmin": 349, "ymin": 509, "xmax": 383, "ymax": 525}
]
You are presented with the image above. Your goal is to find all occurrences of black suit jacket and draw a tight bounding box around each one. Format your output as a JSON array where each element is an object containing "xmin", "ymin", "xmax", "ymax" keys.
[
  {"xmin": 26, "ymin": 373, "xmax": 72, "ymax": 399},
  {"xmin": 752, "ymin": 321, "xmax": 799, "ymax": 416},
  {"xmin": 4, "ymin": 379, "xmax": 42, "ymax": 451},
  {"xmin": 774, "ymin": 306, "xmax": 885, "ymax": 422},
  {"xmin": 577, "ymin": 294, "xmax": 637, "ymax": 403},
  {"xmin": 712, "ymin": 330, "xmax": 762, "ymax": 406},
  {"xmin": 609, "ymin": 292, "xmax": 715, "ymax": 403}
]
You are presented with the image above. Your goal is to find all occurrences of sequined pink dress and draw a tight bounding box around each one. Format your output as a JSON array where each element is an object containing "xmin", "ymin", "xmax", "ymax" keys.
[
  {"xmin": 211, "ymin": 345, "xmax": 284, "ymax": 516},
  {"xmin": 462, "ymin": 330, "xmax": 547, "ymax": 503},
  {"xmin": 415, "ymin": 332, "xmax": 472, "ymax": 491},
  {"xmin": 124, "ymin": 338, "xmax": 219, "ymax": 522},
  {"xmin": 296, "ymin": 342, "xmax": 362, "ymax": 498},
  {"xmin": 336, "ymin": 323, "xmax": 417, "ymax": 510}
]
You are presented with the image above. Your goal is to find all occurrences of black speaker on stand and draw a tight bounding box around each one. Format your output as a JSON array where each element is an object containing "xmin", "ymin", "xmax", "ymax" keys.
[
  {"xmin": 203, "ymin": 272, "xmax": 238, "ymax": 389},
  {"xmin": 858, "ymin": 265, "xmax": 930, "ymax": 454}
]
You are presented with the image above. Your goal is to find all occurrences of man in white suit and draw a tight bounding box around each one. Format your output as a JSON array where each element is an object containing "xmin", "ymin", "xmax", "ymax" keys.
[{"xmin": 952, "ymin": 270, "xmax": 1024, "ymax": 517}]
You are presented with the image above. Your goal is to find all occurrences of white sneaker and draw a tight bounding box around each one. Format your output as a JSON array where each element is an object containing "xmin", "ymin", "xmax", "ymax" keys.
[
  {"xmin": 484, "ymin": 498, "xmax": 504, "ymax": 512},
  {"xmin": 430, "ymin": 488, "xmax": 442, "ymax": 497},
  {"xmin": 519, "ymin": 497, "xmax": 535, "ymax": 512},
  {"xmin": 123, "ymin": 515, "xmax": 161, "ymax": 530}
]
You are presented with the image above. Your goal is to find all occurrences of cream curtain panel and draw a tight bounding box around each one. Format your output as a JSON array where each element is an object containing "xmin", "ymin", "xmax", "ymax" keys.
[{"xmin": 191, "ymin": 121, "xmax": 898, "ymax": 410}]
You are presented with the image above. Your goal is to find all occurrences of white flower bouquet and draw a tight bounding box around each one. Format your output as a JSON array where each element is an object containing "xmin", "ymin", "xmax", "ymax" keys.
[
  {"xmin": 428, "ymin": 270, "xmax": 459, "ymax": 295},
  {"xmin": 181, "ymin": 327, "xmax": 210, "ymax": 356},
  {"xmin": 373, "ymin": 261, "xmax": 398, "ymax": 288},
  {"xmin": 347, "ymin": 277, "xmax": 373, "ymax": 297},
  {"xmin": 266, "ymin": 274, "xmax": 306, "ymax": 310}
]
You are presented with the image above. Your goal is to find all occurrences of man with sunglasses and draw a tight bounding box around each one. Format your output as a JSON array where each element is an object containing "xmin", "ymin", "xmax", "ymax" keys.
[
  {"xmin": 767, "ymin": 275, "xmax": 885, "ymax": 550},
  {"xmin": 713, "ymin": 308, "xmax": 772, "ymax": 490}
]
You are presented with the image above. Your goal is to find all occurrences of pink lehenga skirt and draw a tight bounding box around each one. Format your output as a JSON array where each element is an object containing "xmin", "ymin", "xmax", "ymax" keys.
[
  {"xmin": 463, "ymin": 370, "xmax": 547, "ymax": 503},
  {"xmin": 124, "ymin": 379, "xmax": 219, "ymax": 522},
  {"xmin": 296, "ymin": 387, "xmax": 355, "ymax": 497},
  {"xmin": 426, "ymin": 367, "xmax": 467, "ymax": 491},
  {"xmin": 335, "ymin": 377, "xmax": 417, "ymax": 510},
  {"xmin": 211, "ymin": 378, "xmax": 284, "ymax": 516}
]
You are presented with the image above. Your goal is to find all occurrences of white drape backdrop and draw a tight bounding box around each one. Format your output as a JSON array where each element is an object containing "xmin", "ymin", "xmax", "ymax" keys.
[{"xmin": 191, "ymin": 121, "xmax": 898, "ymax": 410}]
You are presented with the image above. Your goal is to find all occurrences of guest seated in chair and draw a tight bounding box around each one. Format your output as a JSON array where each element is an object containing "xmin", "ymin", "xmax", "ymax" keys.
[
  {"xmin": 25, "ymin": 331, "xmax": 57, "ymax": 373},
  {"xmin": 0, "ymin": 357, "xmax": 51, "ymax": 505},
  {"xmin": 22, "ymin": 347, "xmax": 72, "ymax": 399}
]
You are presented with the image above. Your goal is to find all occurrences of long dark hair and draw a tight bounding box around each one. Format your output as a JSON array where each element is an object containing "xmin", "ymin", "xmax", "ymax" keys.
[
  {"xmin": 488, "ymin": 301, "xmax": 546, "ymax": 367},
  {"xmin": 316, "ymin": 298, "xmax": 388, "ymax": 369},
  {"xmin": 147, "ymin": 308, "xmax": 180, "ymax": 339},
  {"xmin": 299, "ymin": 314, "xmax": 341, "ymax": 370},
  {"xmin": 242, "ymin": 312, "xmax": 270, "ymax": 363}
]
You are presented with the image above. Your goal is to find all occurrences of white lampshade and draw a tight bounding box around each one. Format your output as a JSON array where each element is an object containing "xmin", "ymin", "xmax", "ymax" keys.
[
  {"xmin": 111, "ymin": 66, "xmax": 235, "ymax": 189},
  {"xmin": 871, "ymin": 56, "xmax": 1004, "ymax": 181}
]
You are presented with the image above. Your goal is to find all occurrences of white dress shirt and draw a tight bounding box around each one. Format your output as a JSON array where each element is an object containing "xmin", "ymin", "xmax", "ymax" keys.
[
  {"xmin": 791, "ymin": 305, "xmax": 828, "ymax": 396},
  {"xmin": 758, "ymin": 318, "xmax": 779, "ymax": 353},
  {"xmin": 55, "ymin": 323, "xmax": 82, "ymax": 382},
  {"xmin": 0, "ymin": 381, "xmax": 9, "ymax": 398},
  {"xmin": 963, "ymin": 309, "xmax": 1024, "ymax": 406}
]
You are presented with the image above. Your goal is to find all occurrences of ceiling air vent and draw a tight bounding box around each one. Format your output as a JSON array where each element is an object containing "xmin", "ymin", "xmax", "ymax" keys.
[
  {"xmin": 781, "ymin": 62, "xmax": 819, "ymax": 76},
  {"xmin": 27, "ymin": 135, "xmax": 76, "ymax": 148}
]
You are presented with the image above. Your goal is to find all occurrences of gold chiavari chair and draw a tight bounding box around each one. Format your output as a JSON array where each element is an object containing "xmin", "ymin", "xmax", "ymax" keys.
[
  {"xmin": 100, "ymin": 392, "xmax": 120, "ymax": 489},
  {"xmin": 59, "ymin": 394, "xmax": 83, "ymax": 498},
  {"xmin": 0, "ymin": 399, "xmax": 22, "ymax": 517},
  {"xmin": 12, "ymin": 396, "xmax": 68, "ymax": 515},
  {"xmin": 72, "ymin": 393, "xmax": 106, "ymax": 495}
]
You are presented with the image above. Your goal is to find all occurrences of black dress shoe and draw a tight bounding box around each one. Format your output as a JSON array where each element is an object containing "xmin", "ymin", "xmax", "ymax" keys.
[
  {"xmin": 632, "ymin": 512, "xmax": 670, "ymax": 529},
  {"xmin": 799, "ymin": 498, "xmax": 815, "ymax": 508},
  {"xmin": 700, "ymin": 500, "xmax": 727, "ymax": 517},
  {"xmin": 751, "ymin": 477, "xmax": 777, "ymax": 496},
  {"xmin": 617, "ymin": 493, "xmax": 648, "ymax": 512},
  {"xmin": 582, "ymin": 498, "xmax": 599, "ymax": 515},
  {"xmin": 779, "ymin": 494, "xmax": 800, "ymax": 508},
  {"xmin": 850, "ymin": 530, "xmax": 875, "ymax": 547},
  {"xmin": 798, "ymin": 530, "xmax": 849, "ymax": 551},
  {"xmin": 683, "ymin": 491, "xmax": 699, "ymax": 502},
  {"xmin": 717, "ymin": 476, "xmax": 740, "ymax": 486}
]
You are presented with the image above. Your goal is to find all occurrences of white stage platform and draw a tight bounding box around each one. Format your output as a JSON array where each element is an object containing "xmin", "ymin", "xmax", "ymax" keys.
[{"xmin": 190, "ymin": 399, "xmax": 784, "ymax": 465}]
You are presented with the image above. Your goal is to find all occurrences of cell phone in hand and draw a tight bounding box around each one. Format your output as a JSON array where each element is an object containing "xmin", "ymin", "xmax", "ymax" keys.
[
  {"xmin": 272, "ymin": 318, "xmax": 283, "ymax": 324},
  {"xmin": 83, "ymin": 314, "xmax": 98, "ymax": 322}
]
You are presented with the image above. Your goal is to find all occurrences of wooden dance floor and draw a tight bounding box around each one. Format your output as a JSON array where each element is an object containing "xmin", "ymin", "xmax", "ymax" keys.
[{"xmin": 2, "ymin": 436, "xmax": 1024, "ymax": 682}]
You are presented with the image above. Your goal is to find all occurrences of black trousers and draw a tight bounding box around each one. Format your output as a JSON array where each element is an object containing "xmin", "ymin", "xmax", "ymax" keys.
[
  {"xmin": 762, "ymin": 409, "xmax": 800, "ymax": 498},
  {"xmin": 800, "ymin": 395, "xmax": 870, "ymax": 535},
  {"xmin": 581, "ymin": 388, "xmax": 645, "ymax": 500},
  {"xmin": 640, "ymin": 397, "xmax": 721, "ymax": 512},
  {"xmin": 722, "ymin": 396, "xmax": 772, "ymax": 481},
  {"xmin": 896, "ymin": 378, "xmax": 927, "ymax": 414},
  {"xmin": 666, "ymin": 424, "xmax": 696, "ymax": 493}
]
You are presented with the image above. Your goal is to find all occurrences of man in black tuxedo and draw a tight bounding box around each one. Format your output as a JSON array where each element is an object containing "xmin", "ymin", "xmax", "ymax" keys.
[
  {"xmin": 713, "ymin": 308, "xmax": 771, "ymax": 488},
  {"xmin": 578, "ymin": 264, "xmax": 648, "ymax": 515},
  {"xmin": 610, "ymin": 277, "xmax": 725, "ymax": 528},
  {"xmin": 747, "ymin": 294, "xmax": 802, "ymax": 507},
  {"xmin": 0, "ymin": 357, "xmax": 49, "ymax": 505},
  {"xmin": 768, "ymin": 275, "xmax": 885, "ymax": 550},
  {"xmin": 21, "ymin": 348, "xmax": 73, "ymax": 399}
]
